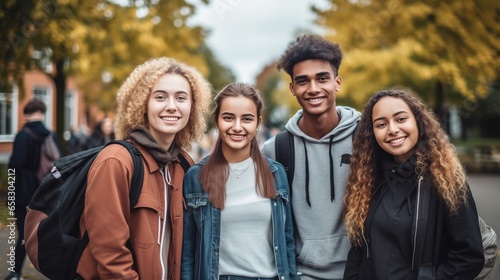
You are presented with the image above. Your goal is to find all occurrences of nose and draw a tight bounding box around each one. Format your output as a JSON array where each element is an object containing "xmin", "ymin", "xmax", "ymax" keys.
[
  {"xmin": 308, "ymin": 80, "xmax": 320, "ymax": 93},
  {"xmin": 232, "ymin": 119, "xmax": 242, "ymax": 132},
  {"xmin": 388, "ymin": 121, "xmax": 400, "ymax": 134},
  {"xmin": 164, "ymin": 96, "xmax": 177, "ymax": 112}
]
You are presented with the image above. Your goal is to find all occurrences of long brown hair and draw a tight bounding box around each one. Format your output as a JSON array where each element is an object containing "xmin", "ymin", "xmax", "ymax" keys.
[
  {"xmin": 198, "ymin": 83, "xmax": 276, "ymax": 209},
  {"xmin": 344, "ymin": 87, "xmax": 468, "ymax": 246}
]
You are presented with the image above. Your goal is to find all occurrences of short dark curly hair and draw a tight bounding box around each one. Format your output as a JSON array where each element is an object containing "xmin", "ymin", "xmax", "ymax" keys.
[{"xmin": 277, "ymin": 34, "xmax": 343, "ymax": 78}]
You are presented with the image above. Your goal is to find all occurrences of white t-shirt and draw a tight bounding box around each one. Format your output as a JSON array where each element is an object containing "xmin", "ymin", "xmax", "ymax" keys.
[{"xmin": 218, "ymin": 157, "xmax": 277, "ymax": 277}]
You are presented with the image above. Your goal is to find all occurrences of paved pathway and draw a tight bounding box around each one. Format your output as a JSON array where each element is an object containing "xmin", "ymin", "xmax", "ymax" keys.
[
  {"xmin": 0, "ymin": 225, "xmax": 48, "ymax": 279},
  {"xmin": 0, "ymin": 174, "xmax": 498, "ymax": 279}
]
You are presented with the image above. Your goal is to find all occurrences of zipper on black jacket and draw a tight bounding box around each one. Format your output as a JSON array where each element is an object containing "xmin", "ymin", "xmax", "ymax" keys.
[
  {"xmin": 411, "ymin": 176, "xmax": 424, "ymax": 270},
  {"xmin": 363, "ymin": 180, "xmax": 386, "ymax": 259}
]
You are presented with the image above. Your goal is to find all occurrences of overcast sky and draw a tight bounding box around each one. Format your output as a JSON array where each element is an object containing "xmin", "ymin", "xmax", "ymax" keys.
[{"xmin": 187, "ymin": 0, "xmax": 327, "ymax": 83}]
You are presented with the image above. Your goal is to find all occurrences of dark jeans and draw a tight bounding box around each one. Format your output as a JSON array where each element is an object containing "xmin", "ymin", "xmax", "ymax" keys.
[
  {"xmin": 219, "ymin": 276, "xmax": 278, "ymax": 280},
  {"xmin": 13, "ymin": 206, "xmax": 27, "ymax": 273}
]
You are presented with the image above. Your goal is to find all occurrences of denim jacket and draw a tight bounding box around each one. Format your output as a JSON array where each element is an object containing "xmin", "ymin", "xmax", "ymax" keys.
[{"xmin": 181, "ymin": 156, "xmax": 299, "ymax": 280}]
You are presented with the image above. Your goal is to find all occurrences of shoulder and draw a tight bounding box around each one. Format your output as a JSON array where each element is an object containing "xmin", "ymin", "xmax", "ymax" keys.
[
  {"xmin": 264, "ymin": 157, "xmax": 287, "ymax": 177},
  {"xmin": 184, "ymin": 155, "xmax": 208, "ymax": 177},
  {"xmin": 13, "ymin": 129, "xmax": 31, "ymax": 142},
  {"xmin": 92, "ymin": 142, "xmax": 135, "ymax": 169},
  {"xmin": 261, "ymin": 135, "xmax": 277, "ymax": 159},
  {"xmin": 338, "ymin": 106, "xmax": 362, "ymax": 122}
]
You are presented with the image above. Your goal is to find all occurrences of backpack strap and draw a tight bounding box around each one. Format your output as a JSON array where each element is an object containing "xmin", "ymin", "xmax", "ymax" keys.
[
  {"xmin": 177, "ymin": 152, "xmax": 191, "ymax": 173},
  {"xmin": 104, "ymin": 140, "xmax": 144, "ymax": 207},
  {"xmin": 275, "ymin": 130, "xmax": 294, "ymax": 188},
  {"xmin": 24, "ymin": 127, "xmax": 45, "ymax": 142}
]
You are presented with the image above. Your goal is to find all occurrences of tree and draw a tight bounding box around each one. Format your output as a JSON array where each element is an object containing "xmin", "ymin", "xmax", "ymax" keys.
[
  {"xmin": 255, "ymin": 62, "xmax": 299, "ymax": 129},
  {"xmin": 314, "ymin": 0, "xmax": 500, "ymax": 125},
  {"xmin": 2, "ymin": 0, "xmax": 234, "ymax": 149}
]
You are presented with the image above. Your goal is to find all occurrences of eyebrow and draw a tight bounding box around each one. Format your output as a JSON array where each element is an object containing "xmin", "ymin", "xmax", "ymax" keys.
[
  {"xmin": 372, "ymin": 110, "xmax": 408, "ymax": 123},
  {"xmin": 221, "ymin": 112, "xmax": 255, "ymax": 118},
  {"xmin": 293, "ymin": 71, "xmax": 331, "ymax": 82},
  {"xmin": 152, "ymin": 89, "xmax": 189, "ymax": 95}
]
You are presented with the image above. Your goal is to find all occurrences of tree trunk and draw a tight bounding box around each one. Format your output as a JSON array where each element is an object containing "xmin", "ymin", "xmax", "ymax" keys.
[
  {"xmin": 434, "ymin": 80, "xmax": 447, "ymax": 131},
  {"xmin": 53, "ymin": 59, "xmax": 67, "ymax": 153}
]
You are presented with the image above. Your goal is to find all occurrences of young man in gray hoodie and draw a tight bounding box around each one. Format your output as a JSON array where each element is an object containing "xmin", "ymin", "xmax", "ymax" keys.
[{"xmin": 261, "ymin": 34, "xmax": 361, "ymax": 279}]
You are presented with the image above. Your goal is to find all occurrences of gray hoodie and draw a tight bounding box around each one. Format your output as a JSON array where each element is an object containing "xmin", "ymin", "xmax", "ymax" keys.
[{"xmin": 261, "ymin": 106, "xmax": 361, "ymax": 280}]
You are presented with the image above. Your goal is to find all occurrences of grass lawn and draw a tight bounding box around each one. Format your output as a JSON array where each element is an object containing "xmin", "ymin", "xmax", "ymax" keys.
[{"xmin": 452, "ymin": 137, "xmax": 500, "ymax": 148}]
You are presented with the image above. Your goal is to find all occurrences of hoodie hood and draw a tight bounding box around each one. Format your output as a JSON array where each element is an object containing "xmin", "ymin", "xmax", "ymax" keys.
[
  {"xmin": 24, "ymin": 121, "xmax": 51, "ymax": 138},
  {"xmin": 285, "ymin": 106, "xmax": 361, "ymax": 142}
]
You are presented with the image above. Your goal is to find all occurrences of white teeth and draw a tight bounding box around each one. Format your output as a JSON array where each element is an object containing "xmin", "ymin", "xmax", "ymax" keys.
[
  {"xmin": 308, "ymin": 98, "xmax": 323, "ymax": 102},
  {"xmin": 390, "ymin": 137, "xmax": 405, "ymax": 144},
  {"xmin": 230, "ymin": 134, "xmax": 245, "ymax": 140},
  {"xmin": 161, "ymin": 117, "xmax": 178, "ymax": 121}
]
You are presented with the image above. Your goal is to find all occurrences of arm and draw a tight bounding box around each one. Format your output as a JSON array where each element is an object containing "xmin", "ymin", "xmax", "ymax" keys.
[
  {"xmin": 84, "ymin": 151, "xmax": 138, "ymax": 279},
  {"xmin": 436, "ymin": 188, "xmax": 484, "ymax": 279},
  {"xmin": 8, "ymin": 131, "xmax": 31, "ymax": 169},
  {"xmin": 180, "ymin": 169, "xmax": 198, "ymax": 280},
  {"xmin": 343, "ymin": 245, "xmax": 362, "ymax": 280},
  {"xmin": 284, "ymin": 198, "xmax": 300, "ymax": 279},
  {"xmin": 280, "ymin": 167, "xmax": 300, "ymax": 280}
]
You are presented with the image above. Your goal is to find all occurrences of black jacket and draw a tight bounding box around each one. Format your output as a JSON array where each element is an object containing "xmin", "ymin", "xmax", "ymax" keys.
[
  {"xmin": 8, "ymin": 121, "xmax": 61, "ymax": 207},
  {"xmin": 344, "ymin": 176, "xmax": 484, "ymax": 280}
]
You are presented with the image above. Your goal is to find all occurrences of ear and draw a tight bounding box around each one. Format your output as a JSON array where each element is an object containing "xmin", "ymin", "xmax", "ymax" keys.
[
  {"xmin": 335, "ymin": 76, "xmax": 342, "ymax": 91},
  {"xmin": 289, "ymin": 82, "xmax": 296, "ymax": 96}
]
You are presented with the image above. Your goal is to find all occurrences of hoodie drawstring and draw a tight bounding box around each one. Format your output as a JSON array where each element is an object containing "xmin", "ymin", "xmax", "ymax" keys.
[
  {"xmin": 329, "ymin": 135, "xmax": 335, "ymax": 202},
  {"xmin": 300, "ymin": 135, "xmax": 336, "ymax": 207},
  {"xmin": 300, "ymin": 138, "xmax": 311, "ymax": 206}
]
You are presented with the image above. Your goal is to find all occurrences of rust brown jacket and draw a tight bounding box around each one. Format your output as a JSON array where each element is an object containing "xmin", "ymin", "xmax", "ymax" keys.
[{"xmin": 77, "ymin": 140, "xmax": 193, "ymax": 279}]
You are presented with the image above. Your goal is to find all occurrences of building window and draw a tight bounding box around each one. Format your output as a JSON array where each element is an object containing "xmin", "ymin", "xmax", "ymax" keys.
[
  {"xmin": 64, "ymin": 89, "xmax": 78, "ymax": 134},
  {"xmin": 32, "ymin": 85, "xmax": 53, "ymax": 129},
  {"xmin": 0, "ymin": 87, "xmax": 19, "ymax": 142}
]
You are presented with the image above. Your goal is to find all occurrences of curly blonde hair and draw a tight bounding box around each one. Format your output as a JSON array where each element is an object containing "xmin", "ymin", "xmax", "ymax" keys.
[
  {"xmin": 344, "ymin": 87, "xmax": 468, "ymax": 247},
  {"xmin": 114, "ymin": 57, "xmax": 212, "ymax": 151}
]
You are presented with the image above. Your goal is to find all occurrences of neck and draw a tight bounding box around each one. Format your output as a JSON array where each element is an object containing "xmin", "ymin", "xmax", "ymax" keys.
[
  {"xmin": 299, "ymin": 110, "xmax": 339, "ymax": 139},
  {"xmin": 222, "ymin": 145, "xmax": 251, "ymax": 163},
  {"xmin": 25, "ymin": 112, "xmax": 44, "ymax": 122}
]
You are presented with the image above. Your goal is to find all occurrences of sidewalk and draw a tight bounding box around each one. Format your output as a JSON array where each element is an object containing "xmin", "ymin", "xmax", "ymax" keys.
[{"xmin": 0, "ymin": 225, "xmax": 48, "ymax": 279}]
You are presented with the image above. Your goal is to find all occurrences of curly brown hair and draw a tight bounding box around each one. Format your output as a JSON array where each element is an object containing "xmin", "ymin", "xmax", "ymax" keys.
[
  {"xmin": 344, "ymin": 87, "xmax": 468, "ymax": 246},
  {"xmin": 277, "ymin": 33, "xmax": 343, "ymax": 78},
  {"xmin": 114, "ymin": 57, "xmax": 212, "ymax": 151}
]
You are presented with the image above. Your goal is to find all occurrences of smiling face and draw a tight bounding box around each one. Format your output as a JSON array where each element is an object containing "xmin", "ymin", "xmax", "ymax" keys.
[
  {"xmin": 146, "ymin": 73, "xmax": 192, "ymax": 150},
  {"xmin": 372, "ymin": 96, "xmax": 419, "ymax": 163},
  {"xmin": 217, "ymin": 95, "xmax": 261, "ymax": 162},
  {"xmin": 290, "ymin": 59, "xmax": 341, "ymax": 118}
]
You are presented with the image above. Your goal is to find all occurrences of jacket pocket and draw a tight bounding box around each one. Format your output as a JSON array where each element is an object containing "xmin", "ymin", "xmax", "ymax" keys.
[
  {"xmin": 129, "ymin": 203, "xmax": 160, "ymax": 249},
  {"xmin": 186, "ymin": 193, "xmax": 208, "ymax": 209},
  {"xmin": 417, "ymin": 264, "xmax": 436, "ymax": 280}
]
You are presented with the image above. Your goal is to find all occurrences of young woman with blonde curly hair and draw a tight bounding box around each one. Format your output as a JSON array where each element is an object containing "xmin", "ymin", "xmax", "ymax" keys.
[
  {"xmin": 76, "ymin": 57, "xmax": 211, "ymax": 279},
  {"xmin": 343, "ymin": 87, "xmax": 484, "ymax": 280}
]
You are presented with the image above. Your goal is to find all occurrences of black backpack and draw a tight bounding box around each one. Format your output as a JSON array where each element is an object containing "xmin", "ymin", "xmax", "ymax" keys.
[
  {"xmin": 275, "ymin": 130, "xmax": 295, "ymax": 187},
  {"xmin": 274, "ymin": 126, "xmax": 358, "ymax": 192},
  {"xmin": 24, "ymin": 140, "xmax": 190, "ymax": 280},
  {"xmin": 24, "ymin": 127, "xmax": 61, "ymax": 182}
]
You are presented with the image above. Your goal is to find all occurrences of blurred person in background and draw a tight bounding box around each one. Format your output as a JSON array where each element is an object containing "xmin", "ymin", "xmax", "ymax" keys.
[
  {"xmin": 83, "ymin": 117, "xmax": 115, "ymax": 150},
  {"xmin": 7, "ymin": 99, "xmax": 61, "ymax": 280}
]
